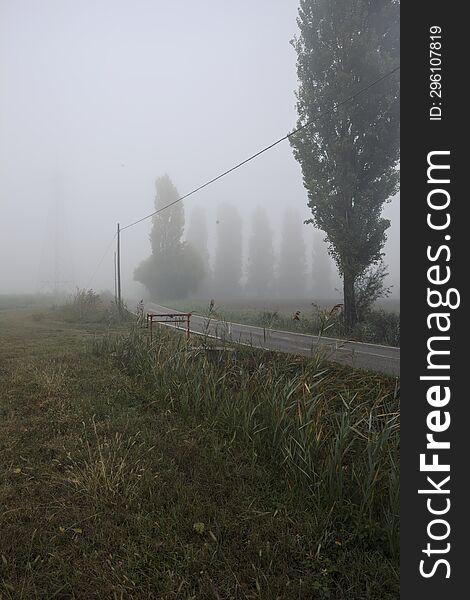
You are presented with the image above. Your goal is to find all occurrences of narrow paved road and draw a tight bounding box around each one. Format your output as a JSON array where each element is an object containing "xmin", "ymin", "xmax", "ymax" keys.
[{"xmin": 145, "ymin": 302, "xmax": 400, "ymax": 377}]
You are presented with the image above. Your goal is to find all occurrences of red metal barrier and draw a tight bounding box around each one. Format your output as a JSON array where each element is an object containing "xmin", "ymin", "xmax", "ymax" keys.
[{"xmin": 146, "ymin": 312, "xmax": 191, "ymax": 341}]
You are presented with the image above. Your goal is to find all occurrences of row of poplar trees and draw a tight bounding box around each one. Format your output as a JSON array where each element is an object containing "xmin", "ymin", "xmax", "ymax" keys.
[
  {"xmin": 134, "ymin": 174, "xmax": 331, "ymax": 301},
  {"xmin": 136, "ymin": 0, "xmax": 399, "ymax": 331}
]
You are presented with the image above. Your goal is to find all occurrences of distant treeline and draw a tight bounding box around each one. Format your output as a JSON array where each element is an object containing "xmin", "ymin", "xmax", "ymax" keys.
[{"xmin": 134, "ymin": 175, "xmax": 336, "ymax": 302}]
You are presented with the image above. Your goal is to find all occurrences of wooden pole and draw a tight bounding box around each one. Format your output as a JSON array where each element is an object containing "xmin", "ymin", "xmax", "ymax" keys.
[
  {"xmin": 116, "ymin": 223, "xmax": 122, "ymax": 312},
  {"xmin": 113, "ymin": 251, "xmax": 117, "ymax": 304}
]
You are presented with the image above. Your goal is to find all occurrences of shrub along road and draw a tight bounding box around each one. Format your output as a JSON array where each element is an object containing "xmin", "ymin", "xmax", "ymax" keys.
[{"xmin": 146, "ymin": 303, "xmax": 400, "ymax": 377}]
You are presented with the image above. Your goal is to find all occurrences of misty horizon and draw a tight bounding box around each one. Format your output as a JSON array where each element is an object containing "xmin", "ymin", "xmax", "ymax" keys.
[{"xmin": 0, "ymin": 1, "xmax": 399, "ymax": 300}]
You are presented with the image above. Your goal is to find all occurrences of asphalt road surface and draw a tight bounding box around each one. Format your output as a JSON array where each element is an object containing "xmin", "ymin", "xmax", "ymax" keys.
[{"xmin": 145, "ymin": 302, "xmax": 400, "ymax": 377}]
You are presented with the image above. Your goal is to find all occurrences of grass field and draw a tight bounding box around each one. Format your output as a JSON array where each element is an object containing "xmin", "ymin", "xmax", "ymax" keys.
[
  {"xmin": 0, "ymin": 304, "xmax": 399, "ymax": 599},
  {"xmin": 0, "ymin": 295, "xmax": 49, "ymax": 311}
]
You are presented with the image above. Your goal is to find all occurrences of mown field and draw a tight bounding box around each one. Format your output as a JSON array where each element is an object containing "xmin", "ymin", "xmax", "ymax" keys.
[{"xmin": 0, "ymin": 301, "xmax": 399, "ymax": 599}]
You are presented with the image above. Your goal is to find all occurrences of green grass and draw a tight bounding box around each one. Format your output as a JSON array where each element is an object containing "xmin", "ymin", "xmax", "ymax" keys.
[{"xmin": 0, "ymin": 306, "xmax": 399, "ymax": 599}]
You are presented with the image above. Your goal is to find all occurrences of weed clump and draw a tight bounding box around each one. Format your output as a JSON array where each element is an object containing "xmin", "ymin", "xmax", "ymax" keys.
[{"xmin": 58, "ymin": 288, "xmax": 128, "ymax": 324}]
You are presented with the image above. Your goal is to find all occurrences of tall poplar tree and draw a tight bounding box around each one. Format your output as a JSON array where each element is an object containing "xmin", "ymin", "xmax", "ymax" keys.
[
  {"xmin": 278, "ymin": 210, "xmax": 307, "ymax": 298},
  {"xmin": 186, "ymin": 206, "xmax": 211, "ymax": 295},
  {"xmin": 213, "ymin": 204, "xmax": 243, "ymax": 299},
  {"xmin": 246, "ymin": 207, "xmax": 275, "ymax": 298},
  {"xmin": 290, "ymin": 0, "xmax": 400, "ymax": 329},
  {"xmin": 134, "ymin": 175, "xmax": 204, "ymax": 299}
]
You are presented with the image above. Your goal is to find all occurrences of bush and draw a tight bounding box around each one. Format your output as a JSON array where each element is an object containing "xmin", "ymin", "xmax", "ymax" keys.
[
  {"xmin": 355, "ymin": 262, "xmax": 392, "ymax": 321},
  {"xmin": 59, "ymin": 288, "xmax": 123, "ymax": 323},
  {"xmin": 352, "ymin": 310, "xmax": 400, "ymax": 347}
]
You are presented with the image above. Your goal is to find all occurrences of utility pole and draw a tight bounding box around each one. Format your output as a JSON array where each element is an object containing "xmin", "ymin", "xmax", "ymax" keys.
[{"xmin": 116, "ymin": 223, "xmax": 122, "ymax": 312}]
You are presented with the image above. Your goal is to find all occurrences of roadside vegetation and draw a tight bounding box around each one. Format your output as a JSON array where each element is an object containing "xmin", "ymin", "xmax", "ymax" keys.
[
  {"xmin": 167, "ymin": 298, "xmax": 400, "ymax": 347},
  {"xmin": 0, "ymin": 294, "xmax": 399, "ymax": 598}
]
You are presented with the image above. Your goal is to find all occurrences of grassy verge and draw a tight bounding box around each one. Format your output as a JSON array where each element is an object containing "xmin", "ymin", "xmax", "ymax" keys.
[
  {"xmin": 165, "ymin": 299, "xmax": 400, "ymax": 347},
  {"xmin": 0, "ymin": 307, "xmax": 399, "ymax": 599}
]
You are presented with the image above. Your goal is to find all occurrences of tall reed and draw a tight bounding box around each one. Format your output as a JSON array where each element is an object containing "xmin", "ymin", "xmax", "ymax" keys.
[{"xmin": 92, "ymin": 323, "xmax": 400, "ymax": 554}]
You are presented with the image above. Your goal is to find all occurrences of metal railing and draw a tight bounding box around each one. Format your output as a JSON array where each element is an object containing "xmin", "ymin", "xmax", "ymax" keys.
[{"xmin": 146, "ymin": 312, "xmax": 191, "ymax": 341}]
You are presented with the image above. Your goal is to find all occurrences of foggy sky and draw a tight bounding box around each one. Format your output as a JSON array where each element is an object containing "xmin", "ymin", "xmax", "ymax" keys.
[{"xmin": 0, "ymin": 0, "xmax": 399, "ymax": 298}]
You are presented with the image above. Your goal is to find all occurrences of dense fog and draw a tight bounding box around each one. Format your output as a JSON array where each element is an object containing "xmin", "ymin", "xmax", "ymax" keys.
[{"xmin": 0, "ymin": 1, "xmax": 399, "ymax": 302}]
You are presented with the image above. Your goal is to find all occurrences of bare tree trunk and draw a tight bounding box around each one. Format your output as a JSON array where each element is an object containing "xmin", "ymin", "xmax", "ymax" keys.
[{"xmin": 343, "ymin": 272, "xmax": 357, "ymax": 333}]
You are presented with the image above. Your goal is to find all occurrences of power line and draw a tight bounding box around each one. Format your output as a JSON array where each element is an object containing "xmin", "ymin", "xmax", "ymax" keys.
[
  {"xmin": 120, "ymin": 65, "xmax": 399, "ymax": 232},
  {"xmin": 85, "ymin": 66, "xmax": 399, "ymax": 296}
]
